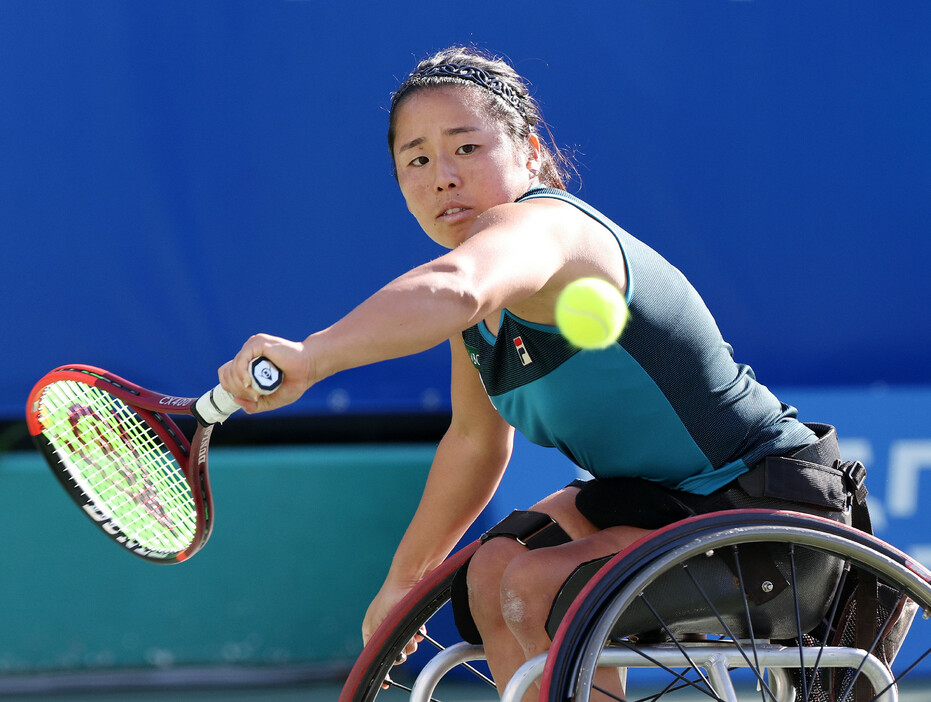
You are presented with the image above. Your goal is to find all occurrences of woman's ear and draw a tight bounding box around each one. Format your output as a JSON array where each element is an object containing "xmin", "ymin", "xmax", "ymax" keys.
[{"xmin": 527, "ymin": 133, "xmax": 542, "ymax": 180}]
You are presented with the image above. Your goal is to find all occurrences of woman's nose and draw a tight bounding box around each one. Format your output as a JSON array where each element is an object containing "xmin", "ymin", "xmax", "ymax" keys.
[{"xmin": 434, "ymin": 158, "xmax": 460, "ymax": 191}]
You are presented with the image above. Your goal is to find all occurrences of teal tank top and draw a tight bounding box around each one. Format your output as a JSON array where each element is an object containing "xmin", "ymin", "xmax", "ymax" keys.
[{"xmin": 461, "ymin": 187, "xmax": 814, "ymax": 495}]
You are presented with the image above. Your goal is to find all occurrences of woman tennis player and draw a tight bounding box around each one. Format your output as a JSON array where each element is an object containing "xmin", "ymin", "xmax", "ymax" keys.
[{"xmin": 219, "ymin": 47, "xmax": 855, "ymax": 700}]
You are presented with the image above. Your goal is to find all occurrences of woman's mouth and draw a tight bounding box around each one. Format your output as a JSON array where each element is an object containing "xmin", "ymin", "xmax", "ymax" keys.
[{"xmin": 438, "ymin": 206, "xmax": 470, "ymax": 220}]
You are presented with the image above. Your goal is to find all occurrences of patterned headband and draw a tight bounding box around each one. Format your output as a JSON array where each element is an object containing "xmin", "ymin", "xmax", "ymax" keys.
[{"xmin": 397, "ymin": 63, "xmax": 527, "ymax": 117}]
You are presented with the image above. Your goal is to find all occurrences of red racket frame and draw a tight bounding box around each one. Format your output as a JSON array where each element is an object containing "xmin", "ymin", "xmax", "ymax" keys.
[{"xmin": 26, "ymin": 364, "xmax": 215, "ymax": 563}]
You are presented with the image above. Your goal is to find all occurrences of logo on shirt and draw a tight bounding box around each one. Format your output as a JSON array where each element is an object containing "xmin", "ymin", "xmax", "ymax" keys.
[
  {"xmin": 513, "ymin": 336, "xmax": 533, "ymax": 366},
  {"xmin": 464, "ymin": 343, "xmax": 481, "ymax": 369}
]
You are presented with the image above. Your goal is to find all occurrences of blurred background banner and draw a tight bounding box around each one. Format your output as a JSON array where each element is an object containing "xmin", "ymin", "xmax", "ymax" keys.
[
  {"xmin": 2, "ymin": 1, "xmax": 929, "ymax": 418},
  {"xmin": 2, "ymin": 0, "xmax": 930, "ymax": 688}
]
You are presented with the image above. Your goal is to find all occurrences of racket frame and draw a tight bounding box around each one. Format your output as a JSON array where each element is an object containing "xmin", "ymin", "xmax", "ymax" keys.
[{"xmin": 26, "ymin": 364, "xmax": 216, "ymax": 563}]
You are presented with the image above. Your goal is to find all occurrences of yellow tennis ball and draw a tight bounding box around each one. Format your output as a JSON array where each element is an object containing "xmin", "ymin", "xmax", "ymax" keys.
[{"xmin": 555, "ymin": 278, "xmax": 628, "ymax": 349}]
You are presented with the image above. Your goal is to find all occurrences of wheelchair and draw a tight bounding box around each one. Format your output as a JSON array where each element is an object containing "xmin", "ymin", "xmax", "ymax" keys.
[{"xmin": 339, "ymin": 509, "xmax": 931, "ymax": 701}]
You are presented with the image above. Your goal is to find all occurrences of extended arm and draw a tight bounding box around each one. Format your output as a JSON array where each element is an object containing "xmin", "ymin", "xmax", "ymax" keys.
[{"xmin": 218, "ymin": 198, "xmax": 620, "ymax": 411}]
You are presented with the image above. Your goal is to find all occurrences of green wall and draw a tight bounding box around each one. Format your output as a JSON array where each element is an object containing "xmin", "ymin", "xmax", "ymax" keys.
[{"xmin": 0, "ymin": 445, "xmax": 434, "ymax": 676}]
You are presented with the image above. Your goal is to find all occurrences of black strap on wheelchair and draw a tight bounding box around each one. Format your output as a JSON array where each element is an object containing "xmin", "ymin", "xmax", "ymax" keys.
[
  {"xmin": 737, "ymin": 424, "xmax": 867, "ymax": 513},
  {"xmin": 481, "ymin": 509, "xmax": 571, "ymax": 549}
]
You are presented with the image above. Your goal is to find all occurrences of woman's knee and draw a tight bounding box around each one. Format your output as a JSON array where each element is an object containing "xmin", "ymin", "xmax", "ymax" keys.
[
  {"xmin": 466, "ymin": 537, "xmax": 526, "ymax": 625},
  {"xmin": 498, "ymin": 549, "xmax": 559, "ymax": 637}
]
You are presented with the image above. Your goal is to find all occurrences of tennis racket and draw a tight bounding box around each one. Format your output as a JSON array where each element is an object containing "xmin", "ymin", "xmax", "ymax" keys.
[{"xmin": 25, "ymin": 357, "xmax": 282, "ymax": 564}]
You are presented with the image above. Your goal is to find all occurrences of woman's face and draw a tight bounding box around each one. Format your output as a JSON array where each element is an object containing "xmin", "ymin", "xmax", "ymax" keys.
[{"xmin": 392, "ymin": 86, "xmax": 537, "ymax": 249}]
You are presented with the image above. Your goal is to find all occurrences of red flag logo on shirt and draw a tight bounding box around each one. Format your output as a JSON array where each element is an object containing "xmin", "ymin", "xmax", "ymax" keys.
[{"xmin": 513, "ymin": 336, "xmax": 533, "ymax": 366}]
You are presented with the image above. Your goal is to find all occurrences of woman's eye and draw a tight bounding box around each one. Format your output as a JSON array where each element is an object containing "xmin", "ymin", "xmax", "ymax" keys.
[
  {"xmin": 456, "ymin": 144, "xmax": 477, "ymax": 155},
  {"xmin": 410, "ymin": 156, "xmax": 429, "ymax": 167}
]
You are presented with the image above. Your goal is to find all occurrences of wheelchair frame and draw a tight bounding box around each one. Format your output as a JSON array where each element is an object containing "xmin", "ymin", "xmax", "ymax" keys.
[{"xmin": 339, "ymin": 510, "xmax": 931, "ymax": 702}]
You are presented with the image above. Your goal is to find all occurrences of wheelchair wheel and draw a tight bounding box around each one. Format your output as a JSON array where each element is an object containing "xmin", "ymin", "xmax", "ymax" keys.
[
  {"xmin": 339, "ymin": 540, "xmax": 499, "ymax": 702},
  {"xmin": 538, "ymin": 510, "xmax": 931, "ymax": 702}
]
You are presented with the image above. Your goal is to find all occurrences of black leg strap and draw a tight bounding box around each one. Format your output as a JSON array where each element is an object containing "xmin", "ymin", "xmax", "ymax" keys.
[
  {"xmin": 450, "ymin": 510, "xmax": 572, "ymax": 645},
  {"xmin": 481, "ymin": 509, "xmax": 572, "ymax": 549}
]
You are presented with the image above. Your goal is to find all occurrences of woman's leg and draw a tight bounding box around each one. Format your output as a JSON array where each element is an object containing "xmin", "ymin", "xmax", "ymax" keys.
[
  {"xmin": 466, "ymin": 535, "xmax": 533, "ymax": 693},
  {"xmin": 467, "ymin": 486, "xmax": 652, "ymax": 700}
]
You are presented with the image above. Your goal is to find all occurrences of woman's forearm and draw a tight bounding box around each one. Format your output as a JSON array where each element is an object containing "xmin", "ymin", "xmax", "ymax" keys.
[
  {"xmin": 308, "ymin": 262, "xmax": 485, "ymax": 380},
  {"xmin": 385, "ymin": 426, "xmax": 511, "ymax": 585}
]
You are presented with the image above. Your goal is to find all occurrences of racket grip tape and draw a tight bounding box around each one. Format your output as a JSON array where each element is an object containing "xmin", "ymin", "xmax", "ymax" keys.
[{"xmin": 193, "ymin": 356, "xmax": 283, "ymax": 425}]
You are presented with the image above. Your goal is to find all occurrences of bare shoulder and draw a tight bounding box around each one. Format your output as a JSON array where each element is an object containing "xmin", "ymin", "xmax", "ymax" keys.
[
  {"xmin": 480, "ymin": 195, "xmax": 587, "ymax": 232},
  {"xmin": 501, "ymin": 195, "xmax": 627, "ymax": 286},
  {"xmin": 444, "ymin": 192, "xmax": 627, "ymax": 322},
  {"xmin": 467, "ymin": 194, "xmax": 604, "ymax": 258}
]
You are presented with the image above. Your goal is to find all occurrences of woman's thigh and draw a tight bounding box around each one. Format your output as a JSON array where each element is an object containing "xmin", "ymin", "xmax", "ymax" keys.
[{"xmin": 500, "ymin": 487, "xmax": 655, "ymax": 611}]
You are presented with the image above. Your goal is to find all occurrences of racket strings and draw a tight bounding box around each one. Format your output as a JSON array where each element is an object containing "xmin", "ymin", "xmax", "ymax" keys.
[{"xmin": 36, "ymin": 380, "xmax": 197, "ymax": 553}]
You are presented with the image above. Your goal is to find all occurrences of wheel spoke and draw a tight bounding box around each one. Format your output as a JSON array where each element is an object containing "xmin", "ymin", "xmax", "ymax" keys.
[
  {"xmin": 419, "ymin": 633, "xmax": 496, "ymax": 687},
  {"xmin": 681, "ymin": 564, "xmax": 778, "ymax": 701}
]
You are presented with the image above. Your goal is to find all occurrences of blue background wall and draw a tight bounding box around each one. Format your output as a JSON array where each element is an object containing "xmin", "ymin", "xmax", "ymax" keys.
[
  {"xmin": 2, "ymin": 0, "xmax": 930, "ymax": 686},
  {"xmin": 2, "ymin": 1, "xmax": 929, "ymax": 417}
]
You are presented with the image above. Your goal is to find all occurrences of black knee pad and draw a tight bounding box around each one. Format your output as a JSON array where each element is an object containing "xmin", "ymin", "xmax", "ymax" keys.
[{"xmin": 450, "ymin": 510, "xmax": 572, "ymax": 644}]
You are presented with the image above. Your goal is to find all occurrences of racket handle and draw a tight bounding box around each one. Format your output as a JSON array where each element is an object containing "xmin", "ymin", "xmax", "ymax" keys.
[
  {"xmin": 193, "ymin": 356, "xmax": 283, "ymax": 425},
  {"xmin": 249, "ymin": 357, "xmax": 283, "ymax": 394}
]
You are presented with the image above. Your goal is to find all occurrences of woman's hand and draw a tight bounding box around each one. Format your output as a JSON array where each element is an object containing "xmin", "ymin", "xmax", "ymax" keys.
[
  {"xmin": 218, "ymin": 333, "xmax": 316, "ymax": 413},
  {"xmin": 363, "ymin": 579, "xmax": 427, "ymax": 685},
  {"xmin": 363, "ymin": 579, "xmax": 421, "ymax": 645}
]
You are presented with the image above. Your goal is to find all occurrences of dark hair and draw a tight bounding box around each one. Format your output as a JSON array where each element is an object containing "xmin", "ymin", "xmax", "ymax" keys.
[{"xmin": 388, "ymin": 46, "xmax": 574, "ymax": 190}]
